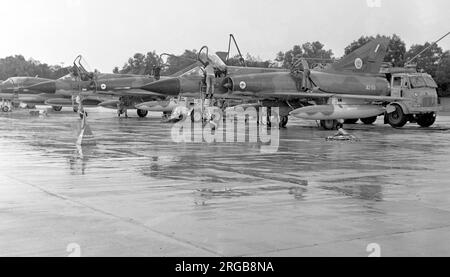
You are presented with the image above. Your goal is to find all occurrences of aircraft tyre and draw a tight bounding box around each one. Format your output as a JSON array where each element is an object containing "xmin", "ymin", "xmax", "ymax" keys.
[
  {"xmin": 416, "ymin": 112, "xmax": 436, "ymax": 128},
  {"xmin": 344, "ymin": 119, "xmax": 358, "ymax": 124},
  {"xmin": 320, "ymin": 119, "xmax": 338, "ymax": 130},
  {"xmin": 265, "ymin": 108, "xmax": 273, "ymax": 127},
  {"xmin": 52, "ymin": 106, "xmax": 63, "ymax": 112},
  {"xmin": 360, "ymin": 116, "xmax": 377, "ymax": 125},
  {"xmin": 387, "ymin": 104, "xmax": 407, "ymax": 128},
  {"xmin": 190, "ymin": 109, "xmax": 203, "ymax": 122},
  {"xmin": 279, "ymin": 116, "xmax": 288, "ymax": 128},
  {"xmin": 79, "ymin": 112, "xmax": 88, "ymax": 119},
  {"xmin": 137, "ymin": 109, "xmax": 148, "ymax": 118}
]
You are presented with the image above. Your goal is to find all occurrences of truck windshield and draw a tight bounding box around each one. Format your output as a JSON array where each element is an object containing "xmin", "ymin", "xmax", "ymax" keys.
[
  {"xmin": 423, "ymin": 75, "xmax": 438, "ymax": 88},
  {"xmin": 409, "ymin": 76, "xmax": 427, "ymax": 88}
]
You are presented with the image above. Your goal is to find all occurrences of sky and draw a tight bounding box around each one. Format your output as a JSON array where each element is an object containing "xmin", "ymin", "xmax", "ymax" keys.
[{"xmin": 0, "ymin": 0, "xmax": 449, "ymax": 72}]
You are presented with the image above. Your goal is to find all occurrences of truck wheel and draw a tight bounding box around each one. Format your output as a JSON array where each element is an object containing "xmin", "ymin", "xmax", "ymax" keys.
[
  {"xmin": 416, "ymin": 113, "xmax": 436, "ymax": 128},
  {"xmin": 320, "ymin": 119, "xmax": 338, "ymax": 130},
  {"xmin": 387, "ymin": 104, "xmax": 407, "ymax": 128},
  {"xmin": 137, "ymin": 109, "xmax": 148, "ymax": 118},
  {"xmin": 279, "ymin": 116, "xmax": 289, "ymax": 128},
  {"xmin": 52, "ymin": 106, "xmax": 62, "ymax": 112},
  {"xmin": 344, "ymin": 119, "xmax": 358, "ymax": 124},
  {"xmin": 2, "ymin": 106, "xmax": 9, "ymax": 112},
  {"xmin": 360, "ymin": 116, "xmax": 377, "ymax": 125}
]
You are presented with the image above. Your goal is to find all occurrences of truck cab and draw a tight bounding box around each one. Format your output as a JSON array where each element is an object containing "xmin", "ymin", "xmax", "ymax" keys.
[{"xmin": 386, "ymin": 71, "xmax": 439, "ymax": 128}]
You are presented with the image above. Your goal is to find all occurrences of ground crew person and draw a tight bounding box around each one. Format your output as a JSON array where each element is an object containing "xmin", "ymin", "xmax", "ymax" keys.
[
  {"xmin": 117, "ymin": 97, "xmax": 128, "ymax": 118},
  {"xmin": 204, "ymin": 61, "xmax": 215, "ymax": 99},
  {"xmin": 153, "ymin": 65, "xmax": 161, "ymax": 80}
]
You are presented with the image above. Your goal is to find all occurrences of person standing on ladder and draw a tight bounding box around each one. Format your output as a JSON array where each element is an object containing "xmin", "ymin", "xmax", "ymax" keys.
[{"xmin": 204, "ymin": 61, "xmax": 215, "ymax": 100}]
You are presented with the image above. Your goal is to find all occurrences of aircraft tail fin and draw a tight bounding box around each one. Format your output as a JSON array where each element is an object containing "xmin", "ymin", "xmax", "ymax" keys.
[{"xmin": 328, "ymin": 37, "xmax": 389, "ymax": 74}]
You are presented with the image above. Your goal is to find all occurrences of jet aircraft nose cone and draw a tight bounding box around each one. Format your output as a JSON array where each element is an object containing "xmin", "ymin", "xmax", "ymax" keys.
[
  {"xmin": 25, "ymin": 80, "xmax": 56, "ymax": 94},
  {"xmin": 141, "ymin": 78, "xmax": 180, "ymax": 95}
]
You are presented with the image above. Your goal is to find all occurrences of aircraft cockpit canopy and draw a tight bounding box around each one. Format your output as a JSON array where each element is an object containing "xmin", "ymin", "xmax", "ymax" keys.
[
  {"xmin": 198, "ymin": 52, "xmax": 227, "ymax": 71},
  {"xmin": 1, "ymin": 77, "xmax": 25, "ymax": 87},
  {"xmin": 180, "ymin": 66, "xmax": 205, "ymax": 78},
  {"xmin": 2, "ymin": 78, "xmax": 14, "ymax": 85},
  {"xmin": 72, "ymin": 55, "xmax": 95, "ymax": 81},
  {"xmin": 58, "ymin": 73, "xmax": 77, "ymax": 81}
]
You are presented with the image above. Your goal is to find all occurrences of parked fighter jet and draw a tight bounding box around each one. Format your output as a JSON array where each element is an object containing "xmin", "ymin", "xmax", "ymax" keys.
[
  {"xmin": 0, "ymin": 76, "xmax": 56, "ymax": 108},
  {"xmin": 138, "ymin": 46, "xmax": 288, "ymax": 121},
  {"xmin": 0, "ymin": 75, "xmax": 115, "ymax": 112},
  {"xmin": 0, "ymin": 56, "xmax": 139, "ymax": 112},
  {"xmin": 6, "ymin": 56, "xmax": 172, "ymax": 117},
  {"xmin": 288, "ymin": 38, "xmax": 439, "ymax": 129},
  {"xmin": 139, "ymin": 38, "xmax": 439, "ymax": 129}
]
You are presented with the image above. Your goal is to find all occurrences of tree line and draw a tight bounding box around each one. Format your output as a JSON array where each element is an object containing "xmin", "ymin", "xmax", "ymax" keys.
[
  {"xmin": 1, "ymin": 34, "xmax": 449, "ymax": 95},
  {"xmin": 0, "ymin": 55, "xmax": 67, "ymax": 81}
]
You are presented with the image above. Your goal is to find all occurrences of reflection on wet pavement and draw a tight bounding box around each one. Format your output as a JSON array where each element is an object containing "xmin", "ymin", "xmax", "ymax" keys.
[{"xmin": 1, "ymin": 107, "xmax": 450, "ymax": 256}]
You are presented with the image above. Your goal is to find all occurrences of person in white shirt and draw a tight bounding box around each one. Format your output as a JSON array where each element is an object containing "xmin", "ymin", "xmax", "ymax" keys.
[{"xmin": 204, "ymin": 62, "xmax": 215, "ymax": 98}]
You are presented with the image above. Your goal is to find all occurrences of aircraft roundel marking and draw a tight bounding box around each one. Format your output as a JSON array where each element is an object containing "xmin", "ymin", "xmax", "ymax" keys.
[
  {"xmin": 354, "ymin": 58, "xmax": 363, "ymax": 69},
  {"xmin": 101, "ymin": 83, "xmax": 107, "ymax": 90},
  {"xmin": 239, "ymin": 81, "xmax": 247, "ymax": 90}
]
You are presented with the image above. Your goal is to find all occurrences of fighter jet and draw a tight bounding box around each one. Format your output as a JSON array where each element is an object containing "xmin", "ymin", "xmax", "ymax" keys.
[
  {"xmin": 139, "ymin": 37, "xmax": 439, "ymax": 129},
  {"xmin": 0, "ymin": 75, "xmax": 117, "ymax": 112},
  {"xmin": 0, "ymin": 56, "xmax": 137, "ymax": 112},
  {"xmin": 0, "ymin": 76, "xmax": 56, "ymax": 108},
  {"xmin": 137, "ymin": 44, "xmax": 287, "ymax": 119},
  {"xmin": 7, "ymin": 56, "xmax": 171, "ymax": 117}
]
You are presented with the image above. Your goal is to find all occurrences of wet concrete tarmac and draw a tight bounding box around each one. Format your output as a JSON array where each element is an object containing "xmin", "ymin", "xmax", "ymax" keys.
[{"xmin": 1, "ymin": 104, "xmax": 450, "ymax": 257}]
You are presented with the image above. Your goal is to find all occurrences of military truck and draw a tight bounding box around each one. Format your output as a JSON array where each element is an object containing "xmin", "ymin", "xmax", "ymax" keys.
[{"xmin": 381, "ymin": 65, "xmax": 439, "ymax": 128}]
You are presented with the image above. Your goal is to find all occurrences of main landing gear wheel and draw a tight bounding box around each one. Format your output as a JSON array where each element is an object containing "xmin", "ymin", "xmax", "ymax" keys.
[
  {"xmin": 52, "ymin": 106, "xmax": 62, "ymax": 112},
  {"xmin": 416, "ymin": 112, "xmax": 436, "ymax": 128},
  {"xmin": 79, "ymin": 111, "xmax": 88, "ymax": 119},
  {"xmin": 279, "ymin": 116, "xmax": 289, "ymax": 128},
  {"xmin": 265, "ymin": 108, "xmax": 272, "ymax": 128},
  {"xmin": 387, "ymin": 104, "xmax": 407, "ymax": 128},
  {"xmin": 137, "ymin": 109, "xmax": 148, "ymax": 118},
  {"xmin": 344, "ymin": 119, "xmax": 358, "ymax": 124},
  {"xmin": 320, "ymin": 119, "xmax": 338, "ymax": 130},
  {"xmin": 360, "ymin": 116, "xmax": 377, "ymax": 125},
  {"xmin": 190, "ymin": 109, "xmax": 199, "ymax": 122}
]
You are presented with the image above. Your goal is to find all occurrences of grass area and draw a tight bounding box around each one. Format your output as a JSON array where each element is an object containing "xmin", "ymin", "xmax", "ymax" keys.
[{"xmin": 440, "ymin": 97, "xmax": 450, "ymax": 115}]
